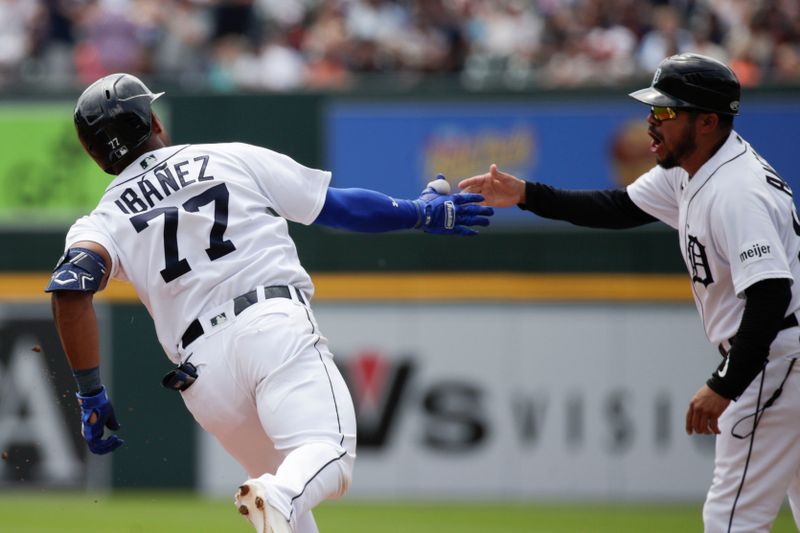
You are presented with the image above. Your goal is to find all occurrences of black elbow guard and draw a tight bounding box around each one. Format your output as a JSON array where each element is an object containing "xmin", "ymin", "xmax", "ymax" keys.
[{"xmin": 45, "ymin": 248, "xmax": 107, "ymax": 293}]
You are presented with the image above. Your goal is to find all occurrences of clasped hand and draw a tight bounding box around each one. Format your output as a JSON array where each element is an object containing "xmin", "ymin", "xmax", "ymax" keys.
[
  {"xmin": 415, "ymin": 175, "xmax": 494, "ymax": 235},
  {"xmin": 76, "ymin": 386, "xmax": 125, "ymax": 454}
]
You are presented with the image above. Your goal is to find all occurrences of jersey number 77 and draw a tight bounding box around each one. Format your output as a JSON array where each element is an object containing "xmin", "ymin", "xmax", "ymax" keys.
[{"xmin": 129, "ymin": 183, "xmax": 237, "ymax": 282}]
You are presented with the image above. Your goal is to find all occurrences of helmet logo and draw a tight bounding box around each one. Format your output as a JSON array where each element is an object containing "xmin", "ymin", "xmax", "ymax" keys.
[
  {"xmin": 107, "ymin": 137, "xmax": 129, "ymax": 160},
  {"xmin": 730, "ymin": 101, "xmax": 740, "ymax": 112},
  {"xmin": 652, "ymin": 68, "xmax": 662, "ymax": 85}
]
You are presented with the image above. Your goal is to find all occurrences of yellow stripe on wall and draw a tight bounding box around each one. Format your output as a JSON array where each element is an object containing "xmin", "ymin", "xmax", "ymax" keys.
[{"xmin": 1, "ymin": 272, "xmax": 691, "ymax": 302}]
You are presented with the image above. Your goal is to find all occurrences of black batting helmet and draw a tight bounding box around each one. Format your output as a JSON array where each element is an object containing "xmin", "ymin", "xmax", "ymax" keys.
[
  {"xmin": 74, "ymin": 73, "xmax": 163, "ymax": 174},
  {"xmin": 629, "ymin": 53, "xmax": 741, "ymax": 115}
]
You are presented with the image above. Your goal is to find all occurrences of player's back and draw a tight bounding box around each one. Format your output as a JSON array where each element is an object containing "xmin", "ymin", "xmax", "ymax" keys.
[{"xmin": 67, "ymin": 142, "xmax": 330, "ymax": 360}]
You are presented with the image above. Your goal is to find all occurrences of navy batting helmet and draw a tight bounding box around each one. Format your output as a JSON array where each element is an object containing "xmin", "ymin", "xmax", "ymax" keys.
[
  {"xmin": 74, "ymin": 73, "xmax": 163, "ymax": 174},
  {"xmin": 629, "ymin": 53, "xmax": 741, "ymax": 115}
]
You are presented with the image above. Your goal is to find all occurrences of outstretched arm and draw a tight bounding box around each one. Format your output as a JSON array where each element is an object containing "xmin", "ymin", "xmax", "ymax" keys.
[
  {"xmin": 459, "ymin": 164, "xmax": 657, "ymax": 229},
  {"xmin": 314, "ymin": 188, "xmax": 420, "ymax": 231},
  {"xmin": 314, "ymin": 178, "xmax": 493, "ymax": 236}
]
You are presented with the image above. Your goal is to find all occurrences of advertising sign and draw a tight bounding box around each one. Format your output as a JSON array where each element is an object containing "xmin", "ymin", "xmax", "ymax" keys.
[
  {"xmin": 198, "ymin": 303, "xmax": 716, "ymax": 500},
  {"xmin": 0, "ymin": 303, "xmax": 112, "ymax": 489},
  {"xmin": 326, "ymin": 100, "xmax": 800, "ymax": 226},
  {"xmin": 0, "ymin": 104, "xmax": 110, "ymax": 224}
]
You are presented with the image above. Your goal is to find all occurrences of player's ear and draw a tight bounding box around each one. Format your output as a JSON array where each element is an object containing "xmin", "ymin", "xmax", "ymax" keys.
[
  {"xmin": 698, "ymin": 112, "xmax": 719, "ymax": 134},
  {"xmin": 151, "ymin": 112, "xmax": 163, "ymax": 134},
  {"xmin": 150, "ymin": 112, "xmax": 171, "ymax": 145}
]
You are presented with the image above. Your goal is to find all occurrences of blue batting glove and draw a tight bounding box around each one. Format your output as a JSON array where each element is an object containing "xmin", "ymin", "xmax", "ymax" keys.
[
  {"xmin": 76, "ymin": 386, "xmax": 124, "ymax": 455},
  {"xmin": 415, "ymin": 174, "xmax": 494, "ymax": 236}
]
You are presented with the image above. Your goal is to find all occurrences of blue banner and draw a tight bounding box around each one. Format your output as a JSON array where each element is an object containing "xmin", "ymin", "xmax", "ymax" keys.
[{"xmin": 325, "ymin": 100, "xmax": 800, "ymax": 226}]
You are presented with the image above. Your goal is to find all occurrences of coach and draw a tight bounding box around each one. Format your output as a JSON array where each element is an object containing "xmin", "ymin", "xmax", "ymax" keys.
[{"xmin": 459, "ymin": 53, "xmax": 800, "ymax": 533}]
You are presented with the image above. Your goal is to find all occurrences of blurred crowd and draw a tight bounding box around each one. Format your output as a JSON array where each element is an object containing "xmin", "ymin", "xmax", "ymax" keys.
[{"xmin": 2, "ymin": 0, "xmax": 800, "ymax": 92}]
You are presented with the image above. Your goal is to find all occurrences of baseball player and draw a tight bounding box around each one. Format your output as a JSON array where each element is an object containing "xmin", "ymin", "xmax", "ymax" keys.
[
  {"xmin": 47, "ymin": 73, "xmax": 493, "ymax": 533},
  {"xmin": 459, "ymin": 54, "xmax": 800, "ymax": 533}
]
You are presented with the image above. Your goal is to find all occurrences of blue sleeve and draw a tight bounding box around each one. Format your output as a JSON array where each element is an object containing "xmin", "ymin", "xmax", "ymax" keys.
[{"xmin": 314, "ymin": 187, "xmax": 422, "ymax": 232}]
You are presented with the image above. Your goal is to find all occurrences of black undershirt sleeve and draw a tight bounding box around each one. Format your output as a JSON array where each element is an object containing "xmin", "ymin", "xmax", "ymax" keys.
[
  {"xmin": 518, "ymin": 181, "xmax": 657, "ymax": 229},
  {"xmin": 707, "ymin": 278, "xmax": 792, "ymax": 400}
]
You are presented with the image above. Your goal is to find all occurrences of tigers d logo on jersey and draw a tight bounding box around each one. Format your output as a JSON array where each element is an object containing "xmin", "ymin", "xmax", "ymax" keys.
[{"xmin": 687, "ymin": 234, "xmax": 714, "ymax": 287}]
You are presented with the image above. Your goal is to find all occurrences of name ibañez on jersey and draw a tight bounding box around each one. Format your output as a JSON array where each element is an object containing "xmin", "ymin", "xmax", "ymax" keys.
[{"xmin": 113, "ymin": 155, "xmax": 214, "ymax": 214}]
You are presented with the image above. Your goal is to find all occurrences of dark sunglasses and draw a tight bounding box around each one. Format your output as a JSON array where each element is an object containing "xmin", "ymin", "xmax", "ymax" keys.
[{"xmin": 650, "ymin": 106, "xmax": 677, "ymax": 121}]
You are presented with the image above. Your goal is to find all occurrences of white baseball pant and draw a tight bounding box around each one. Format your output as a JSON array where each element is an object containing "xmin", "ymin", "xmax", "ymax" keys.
[
  {"xmin": 176, "ymin": 294, "xmax": 357, "ymax": 533},
  {"xmin": 703, "ymin": 356, "xmax": 800, "ymax": 532}
]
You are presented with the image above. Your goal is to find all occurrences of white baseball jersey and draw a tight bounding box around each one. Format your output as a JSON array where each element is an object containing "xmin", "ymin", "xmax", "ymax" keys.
[
  {"xmin": 627, "ymin": 131, "xmax": 800, "ymax": 352},
  {"xmin": 64, "ymin": 142, "xmax": 331, "ymax": 362}
]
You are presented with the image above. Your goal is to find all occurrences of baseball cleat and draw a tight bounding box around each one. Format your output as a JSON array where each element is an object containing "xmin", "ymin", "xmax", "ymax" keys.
[{"xmin": 234, "ymin": 479, "xmax": 293, "ymax": 533}]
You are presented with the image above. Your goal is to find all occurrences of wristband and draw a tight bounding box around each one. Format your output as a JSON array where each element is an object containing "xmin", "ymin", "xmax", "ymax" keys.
[
  {"xmin": 73, "ymin": 366, "xmax": 103, "ymax": 396},
  {"xmin": 412, "ymin": 200, "xmax": 424, "ymax": 228}
]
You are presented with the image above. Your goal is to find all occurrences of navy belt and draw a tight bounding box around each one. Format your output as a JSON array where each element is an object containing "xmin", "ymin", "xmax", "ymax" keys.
[
  {"xmin": 180, "ymin": 285, "xmax": 305, "ymax": 349},
  {"xmin": 718, "ymin": 313, "xmax": 798, "ymax": 357}
]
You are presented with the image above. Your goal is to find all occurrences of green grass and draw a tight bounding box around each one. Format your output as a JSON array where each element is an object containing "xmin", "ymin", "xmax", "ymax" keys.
[{"xmin": 0, "ymin": 492, "xmax": 795, "ymax": 532}]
